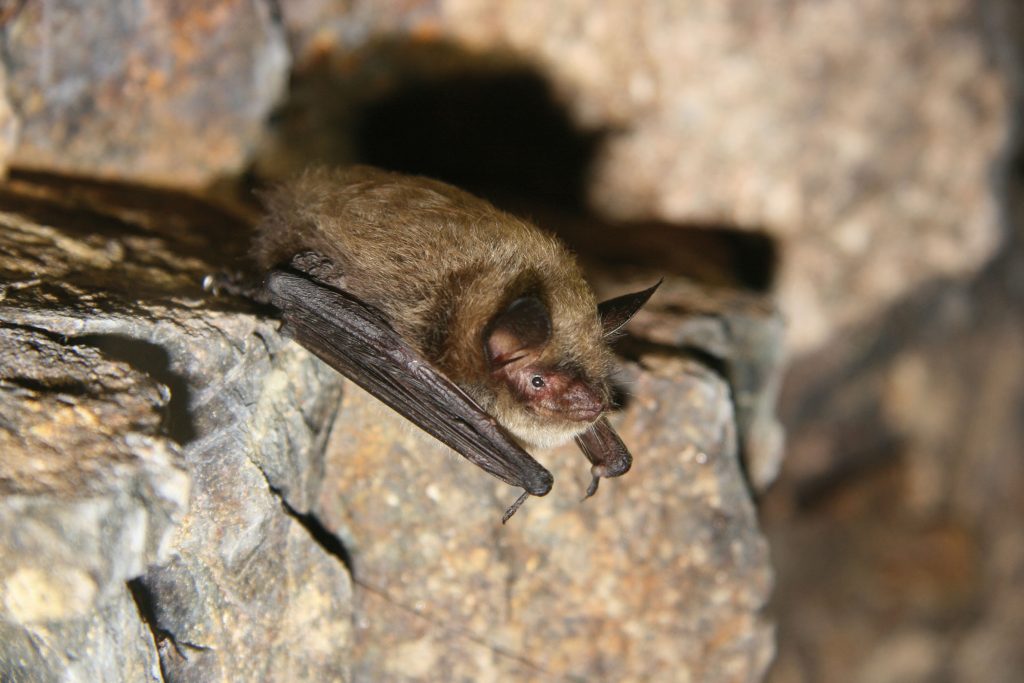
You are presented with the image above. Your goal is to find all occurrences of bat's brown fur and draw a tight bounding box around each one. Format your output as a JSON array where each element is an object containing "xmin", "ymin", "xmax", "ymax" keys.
[{"xmin": 253, "ymin": 166, "xmax": 615, "ymax": 447}]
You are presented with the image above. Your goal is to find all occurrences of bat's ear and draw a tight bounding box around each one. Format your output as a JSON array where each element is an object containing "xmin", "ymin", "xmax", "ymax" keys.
[
  {"xmin": 486, "ymin": 296, "xmax": 552, "ymax": 368},
  {"xmin": 597, "ymin": 280, "xmax": 662, "ymax": 336}
]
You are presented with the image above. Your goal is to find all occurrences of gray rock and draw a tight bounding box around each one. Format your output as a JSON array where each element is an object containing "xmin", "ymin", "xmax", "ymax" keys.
[
  {"xmin": 763, "ymin": 3, "xmax": 1024, "ymax": 672},
  {"xmin": 0, "ymin": 177, "xmax": 351, "ymax": 682},
  {"xmin": 601, "ymin": 275, "xmax": 787, "ymax": 492},
  {"xmin": 1, "ymin": 0, "xmax": 289, "ymax": 186},
  {"xmin": 0, "ymin": 588, "xmax": 163, "ymax": 683},
  {"xmin": 0, "ymin": 326, "xmax": 184, "ymax": 683},
  {"xmin": 0, "ymin": 59, "xmax": 19, "ymax": 175}
]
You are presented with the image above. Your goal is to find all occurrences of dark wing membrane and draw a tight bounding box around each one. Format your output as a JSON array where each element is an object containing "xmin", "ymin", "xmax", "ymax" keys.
[
  {"xmin": 265, "ymin": 269, "xmax": 553, "ymax": 497},
  {"xmin": 575, "ymin": 416, "xmax": 633, "ymax": 499}
]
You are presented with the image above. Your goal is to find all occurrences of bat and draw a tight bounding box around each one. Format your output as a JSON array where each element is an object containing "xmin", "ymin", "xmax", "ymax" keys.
[{"xmin": 250, "ymin": 166, "xmax": 659, "ymax": 522}]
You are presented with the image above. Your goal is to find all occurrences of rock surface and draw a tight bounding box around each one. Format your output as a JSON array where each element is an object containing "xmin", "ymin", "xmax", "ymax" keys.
[
  {"xmin": 0, "ymin": 325, "xmax": 186, "ymax": 682},
  {"xmin": 4, "ymin": 1, "xmax": 1017, "ymax": 681},
  {"xmin": 0, "ymin": 0, "xmax": 289, "ymax": 186},
  {"xmin": 764, "ymin": 254, "xmax": 1024, "ymax": 681},
  {"xmin": 0, "ymin": 171, "xmax": 780, "ymax": 681},
  {"xmin": 762, "ymin": 3, "xmax": 1024, "ymax": 680},
  {"xmin": 0, "ymin": 58, "xmax": 18, "ymax": 175},
  {"xmin": 615, "ymin": 275, "xmax": 786, "ymax": 492},
  {"xmin": 0, "ymin": 176, "xmax": 351, "ymax": 682}
]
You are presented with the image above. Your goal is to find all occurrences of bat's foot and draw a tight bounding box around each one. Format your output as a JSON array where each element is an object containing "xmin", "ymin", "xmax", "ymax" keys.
[{"xmin": 501, "ymin": 491, "xmax": 531, "ymax": 524}]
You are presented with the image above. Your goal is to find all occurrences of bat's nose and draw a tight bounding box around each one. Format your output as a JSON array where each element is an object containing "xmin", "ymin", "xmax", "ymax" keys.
[{"xmin": 558, "ymin": 381, "xmax": 607, "ymax": 421}]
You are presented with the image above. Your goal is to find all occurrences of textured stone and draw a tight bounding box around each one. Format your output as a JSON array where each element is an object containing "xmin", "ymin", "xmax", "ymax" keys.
[
  {"xmin": 0, "ymin": 171, "xmax": 780, "ymax": 680},
  {"xmin": 1, "ymin": 0, "xmax": 289, "ymax": 186},
  {"xmin": 0, "ymin": 588, "xmax": 163, "ymax": 683},
  {"xmin": 760, "ymin": 2, "xmax": 1024, "ymax": 668},
  {"xmin": 0, "ymin": 326, "xmax": 189, "ymax": 614},
  {"xmin": 0, "ymin": 325, "xmax": 185, "ymax": 683},
  {"xmin": 0, "ymin": 58, "xmax": 19, "ymax": 176},
  {"xmin": 606, "ymin": 275, "xmax": 786, "ymax": 491},
  {"xmin": 765, "ymin": 250, "xmax": 1024, "ymax": 683},
  {"xmin": 0, "ymin": 176, "xmax": 351, "ymax": 682}
]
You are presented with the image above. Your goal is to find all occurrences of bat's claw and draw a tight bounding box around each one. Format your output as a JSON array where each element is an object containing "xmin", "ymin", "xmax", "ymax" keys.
[
  {"xmin": 501, "ymin": 491, "xmax": 531, "ymax": 524},
  {"xmin": 582, "ymin": 474, "xmax": 601, "ymax": 501},
  {"xmin": 204, "ymin": 270, "xmax": 266, "ymax": 301}
]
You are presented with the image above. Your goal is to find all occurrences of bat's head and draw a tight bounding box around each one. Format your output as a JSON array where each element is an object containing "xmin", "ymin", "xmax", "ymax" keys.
[{"xmin": 484, "ymin": 282, "xmax": 659, "ymax": 448}]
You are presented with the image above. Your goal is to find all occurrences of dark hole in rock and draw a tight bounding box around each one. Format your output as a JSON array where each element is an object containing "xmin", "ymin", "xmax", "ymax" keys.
[
  {"xmin": 554, "ymin": 219, "xmax": 778, "ymax": 292},
  {"xmin": 355, "ymin": 67, "xmax": 602, "ymax": 210},
  {"xmin": 126, "ymin": 577, "xmax": 174, "ymax": 670}
]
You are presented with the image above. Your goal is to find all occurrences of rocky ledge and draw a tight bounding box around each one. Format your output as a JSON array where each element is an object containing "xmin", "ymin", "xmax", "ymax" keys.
[{"xmin": 0, "ymin": 174, "xmax": 782, "ymax": 682}]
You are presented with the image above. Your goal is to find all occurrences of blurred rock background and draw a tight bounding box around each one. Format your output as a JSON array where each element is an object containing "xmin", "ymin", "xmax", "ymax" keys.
[{"xmin": 1, "ymin": 0, "xmax": 1022, "ymax": 681}]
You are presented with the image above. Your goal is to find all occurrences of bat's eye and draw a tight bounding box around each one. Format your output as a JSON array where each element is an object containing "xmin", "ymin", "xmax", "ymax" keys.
[{"xmin": 531, "ymin": 375, "xmax": 546, "ymax": 389}]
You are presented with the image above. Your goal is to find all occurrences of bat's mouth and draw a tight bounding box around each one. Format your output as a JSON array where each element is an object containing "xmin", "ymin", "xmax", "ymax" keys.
[
  {"xmin": 533, "ymin": 380, "xmax": 607, "ymax": 422},
  {"xmin": 530, "ymin": 401, "xmax": 605, "ymax": 423},
  {"xmin": 557, "ymin": 405, "xmax": 605, "ymax": 422}
]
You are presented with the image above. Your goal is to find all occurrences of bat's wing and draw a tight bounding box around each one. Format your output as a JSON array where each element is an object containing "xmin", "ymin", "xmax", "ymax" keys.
[
  {"xmin": 575, "ymin": 416, "xmax": 633, "ymax": 499},
  {"xmin": 264, "ymin": 268, "xmax": 554, "ymax": 521}
]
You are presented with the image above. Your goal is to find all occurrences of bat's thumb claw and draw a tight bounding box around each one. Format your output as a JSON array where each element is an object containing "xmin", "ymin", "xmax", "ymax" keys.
[
  {"xmin": 204, "ymin": 270, "xmax": 268, "ymax": 302},
  {"xmin": 204, "ymin": 271, "xmax": 239, "ymax": 295},
  {"xmin": 501, "ymin": 491, "xmax": 531, "ymax": 524},
  {"xmin": 581, "ymin": 475, "xmax": 601, "ymax": 501}
]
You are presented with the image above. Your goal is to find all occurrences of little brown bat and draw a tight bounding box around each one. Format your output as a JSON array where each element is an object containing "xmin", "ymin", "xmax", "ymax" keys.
[{"xmin": 251, "ymin": 166, "xmax": 658, "ymax": 521}]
